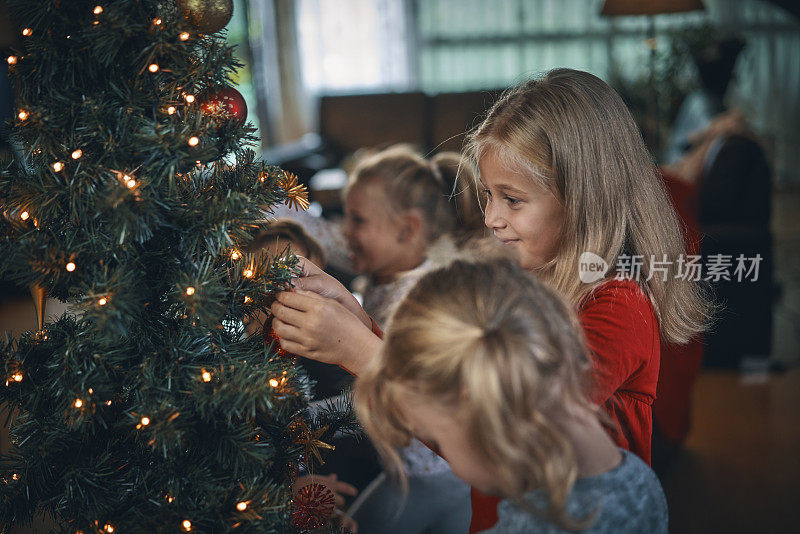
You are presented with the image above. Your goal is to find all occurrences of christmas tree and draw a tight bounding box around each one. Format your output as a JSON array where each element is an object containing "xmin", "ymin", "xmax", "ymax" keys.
[{"xmin": 0, "ymin": 1, "xmax": 350, "ymax": 531}]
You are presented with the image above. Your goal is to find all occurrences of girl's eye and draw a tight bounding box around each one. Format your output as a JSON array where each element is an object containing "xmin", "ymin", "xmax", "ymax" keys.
[{"xmin": 505, "ymin": 196, "xmax": 520, "ymax": 206}]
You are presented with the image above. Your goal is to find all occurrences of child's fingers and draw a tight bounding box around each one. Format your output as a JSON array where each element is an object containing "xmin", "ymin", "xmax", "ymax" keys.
[
  {"xmin": 274, "ymin": 289, "xmax": 322, "ymax": 312},
  {"xmin": 271, "ymin": 318, "xmax": 304, "ymax": 345},
  {"xmin": 332, "ymin": 491, "xmax": 345, "ymax": 508},
  {"xmin": 270, "ymin": 300, "xmax": 305, "ymax": 327},
  {"xmin": 319, "ymin": 475, "xmax": 358, "ymax": 497},
  {"xmin": 292, "ymin": 275, "xmax": 330, "ymax": 296},
  {"xmin": 334, "ymin": 509, "xmax": 358, "ymax": 533},
  {"xmin": 322, "ymin": 474, "xmax": 358, "ymax": 497},
  {"xmin": 295, "ymin": 255, "xmax": 323, "ymax": 277},
  {"xmin": 275, "ymin": 337, "xmax": 308, "ymax": 357},
  {"xmin": 331, "ymin": 480, "xmax": 358, "ymax": 497}
]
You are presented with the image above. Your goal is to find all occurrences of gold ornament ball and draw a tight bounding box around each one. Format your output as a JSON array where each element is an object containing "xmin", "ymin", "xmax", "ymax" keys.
[{"xmin": 177, "ymin": 0, "xmax": 233, "ymax": 34}]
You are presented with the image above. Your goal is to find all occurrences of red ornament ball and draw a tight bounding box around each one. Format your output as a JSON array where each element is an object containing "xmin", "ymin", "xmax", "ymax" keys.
[
  {"xmin": 292, "ymin": 482, "xmax": 335, "ymax": 531},
  {"xmin": 198, "ymin": 86, "xmax": 247, "ymax": 125}
]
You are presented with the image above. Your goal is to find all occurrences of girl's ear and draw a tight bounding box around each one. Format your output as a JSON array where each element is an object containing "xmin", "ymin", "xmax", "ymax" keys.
[{"xmin": 397, "ymin": 210, "xmax": 424, "ymax": 243}]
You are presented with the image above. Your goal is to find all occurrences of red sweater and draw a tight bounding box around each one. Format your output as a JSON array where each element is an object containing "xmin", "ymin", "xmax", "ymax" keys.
[{"xmin": 469, "ymin": 277, "xmax": 661, "ymax": 533}]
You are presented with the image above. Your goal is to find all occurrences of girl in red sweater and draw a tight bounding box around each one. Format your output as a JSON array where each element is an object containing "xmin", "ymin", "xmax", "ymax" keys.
[{"xmin": 269, "ymin": 68, "xmax": 708, "ymax": 532}]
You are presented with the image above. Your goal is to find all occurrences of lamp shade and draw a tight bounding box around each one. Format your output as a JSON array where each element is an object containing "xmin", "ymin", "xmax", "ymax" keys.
[{"xmin": 601, "ymin": 0, "xmax": 705, "ymax": 16}]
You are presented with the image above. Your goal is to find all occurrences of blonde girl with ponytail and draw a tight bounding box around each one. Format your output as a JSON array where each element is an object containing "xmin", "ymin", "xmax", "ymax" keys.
[{"xmin": 355, "ymin": 255, "xmax": 668, "ymax": 533}]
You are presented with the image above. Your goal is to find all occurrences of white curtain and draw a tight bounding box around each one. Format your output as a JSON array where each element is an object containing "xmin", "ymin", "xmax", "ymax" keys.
[
  {"xmin": 247, "ymin": 0, "xmax": 313, "ymax": 146},
  {"xmin": 295, "ymin": 0, "xmax": 412, "ymax": 92}
]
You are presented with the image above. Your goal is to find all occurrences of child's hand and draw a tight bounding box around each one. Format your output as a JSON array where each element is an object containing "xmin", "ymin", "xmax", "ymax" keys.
[
  {"xmin": 293, "ymin": 473, "xmax": 359, "ymax": 533},
  {"xmin": 292, "ymin": 257, "xmax": 372, "ymax": 328},
  {"xmin": 334, "ymin": 508, "xmax": 359, "ymax": 533},
  {"xmin": 270, "ymin": 289, "xmax": 380, "ymax": 376},
  {"xmin": 294, "ymin": 473, "xmax": 358, "ymax": 508}
]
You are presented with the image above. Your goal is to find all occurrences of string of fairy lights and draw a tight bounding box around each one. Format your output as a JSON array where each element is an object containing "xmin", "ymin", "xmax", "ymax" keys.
[
  {"xmin": 3, "ymin": 3, "xmax": 316, "ymax": 531},
  {"xmin": 4, "ymin": 0, "xmax": 310, "ymax": 289},
  {"xmin": 4, "ymin": 319, "xmax": 293, "ymax": 533},
  {"xmin": 8, "ymin": 5, "xmax": 207, "ymax": 192}
]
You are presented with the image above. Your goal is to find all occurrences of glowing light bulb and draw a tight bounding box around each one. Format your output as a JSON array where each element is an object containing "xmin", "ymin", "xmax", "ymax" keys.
[
  {"xmin": 20, "ymin": 211, "xmax": 29, "ymax": 221},
  {"xmin": 166, "ymin": 495, "xmax": 175, "ymax": 503},
  {"xmin": 106, "ymin": 400, "xmax": 112, "ymax": 405},
  {"xmin": 104, "ymin": 525, "xmax": 114, "ymax": 533},
  {"xmin": 71, "ymin": 149, "xmax": 82, "ymax": 159},
  {"xmin": 236, "ymin": 501, "xmax": 248, "ymax": 511},
  {"xmin": 182, "ymin": 520, "xmax": 192, "ymax": 531},
  {"xmin": 52, "ymin": 161, "xmax": 64, "ymax": 172},
  {"xmin": 148, "ymin": 63, "xmax": 159, "ymax": 73},
  {"xmin": 22, "ymin": 28, "xmax": 32, "ymax": 36},
  {"xmin": 230, "ymin": 250, "xmax": 241, "ymax": 260},
  {"xmin": 18, "ymin": 110, "xmax": 28, "ymax": 121},
  {"xmin": 126, "ymin": 177, "xmax": 137, "ymax": 189},
  {"xmin": 141, "ymin": 416, "xmax": 150, "ymax": 426},
  {"xmin": 93, "ymin": 20, "xmax": 100, "ymax": 26},
  {"xmin": 66, "ymin": 262, "xmax": 76, "ymax": 272},
  {"xmin": 201, "ymin": 370, "xmax": 211, "ymax": 382},
  {"xmin": 12, "ymin": 373, "xmax": 23, "ymax": 382},
  {"xmin": 243, "ymin": 296, "xmax": 252, "ymax": 303},
  {"xmin": 7, "ymin": 56, "xmax": 17, "ymax": 66},
  {"xmin": 93, "ymin": 6, "xmax": 103, "ymax": 15},
  {"xmin": 179, "ymin": 32, "xmax": 190, "ymax": 41},
  {"xmin": 98, "ymin": 297, "xmax": 107, "ymax": 306},
  {"xmin": 185, "ymin": 287, "xmax": 195, "ymax": 296},
  {"xmin": 188, "ymin": 136, "xmax": 199, "ymax": 147},
  {"xmin": 74, "ymin": 399, "xmax": 83, "ymax": 408},
  {"xmin": 184, "ymin": 94, "xmax": 195, "ymax": 103},
  {"xmin": 11, "ymin": 473, "xmax": 19, "ymax": 481},
  {"xmin": 88, "ymin": 388, "xmax": 94, "ymax": 394},
  {"xmin": 269, "ymin": 378, "xmax": 279, "ymax": 387},
  {"xmin": 243, "ymin": 269, "xmax": 253, "ymax": 278},
  {"xmin": 167, "ymin": 106, "xmax": 176, "ymax": 115},
  {"xmin": 154, "ymin": 18, "xmax": 162, "ymax": 25}
]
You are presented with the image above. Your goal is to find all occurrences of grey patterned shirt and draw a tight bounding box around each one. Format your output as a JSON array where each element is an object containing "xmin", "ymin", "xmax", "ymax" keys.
[{"xmin": 479, "ymin": 449, "xmax": 668, "ymax": 533}]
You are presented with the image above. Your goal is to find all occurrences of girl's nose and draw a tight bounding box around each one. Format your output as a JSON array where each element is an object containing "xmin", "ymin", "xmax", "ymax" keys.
[{"xmin": 484, "ymin": 202, "xmax": 505, "ymax": 229}]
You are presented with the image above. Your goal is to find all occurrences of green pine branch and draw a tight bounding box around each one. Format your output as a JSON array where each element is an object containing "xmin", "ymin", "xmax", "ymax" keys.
[{"xmin": 0, "ymin": 1, "xmax": 355, "ymax": 532}]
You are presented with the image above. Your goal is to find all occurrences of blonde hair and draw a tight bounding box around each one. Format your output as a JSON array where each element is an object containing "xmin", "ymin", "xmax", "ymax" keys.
[
  {"xmin": 355, "ymin": 254, "xmax": 597, "ymax": 530},
  {"xmin": 466, "ymin": 68, "xmax": 709, "ymax": 344},
  {"xmin": 347, "ymin": 144, "xmax": 484, "ymax": 244}
]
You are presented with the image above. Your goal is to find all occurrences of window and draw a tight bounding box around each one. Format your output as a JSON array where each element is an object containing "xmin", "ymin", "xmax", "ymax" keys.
[{"xmin": 296, "ymin": 0, "xmax": 412, "ymax": 92}]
